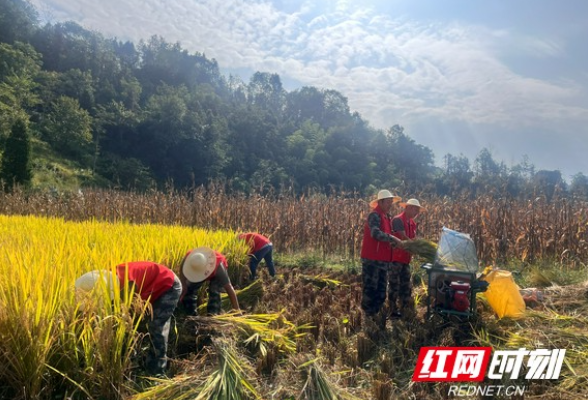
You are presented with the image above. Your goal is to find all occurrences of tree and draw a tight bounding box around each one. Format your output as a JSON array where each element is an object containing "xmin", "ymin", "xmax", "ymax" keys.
[
  {"xmin": 223, "ymin": 106, "xmax": 281, "ymax": 185},
  {"xmin": 367, "ymin": 131, "xmax": 401, "ymax": 189},
  {"xmin": 137, "ymin": 35, "xmax": 224, "ymax": 95},
  {"xmin": 41, "ymin": 96, "xmax": 94, "ymax": 163},
  {"xmin": 227, "ymin": 74, "xmax": 247, "ymax": 104},
  {"xmin": 247, "ymin": 71, "xmax": 285, "ymax": 114},
  {"xmin": 533, "ymin": 170, "xmax": 564, "ymax": 201},
  {"xmin": 473, "ymin": 148, "xmax": 506, "ymax": 194},
  {"xmin": 56, "ymin": 68, "xmax": 95, "ymax": 111},
  {"xmin": 0, "ymin": 0, "xmax": 38, "ymax": 44},
  {"xmin": 0, "ymin": 119, "xmax": 32, "ymax": 190},
  {"xmin": 437, "ymin": 153, "xmax": 473, "ymax": 195},
  {"xmin": 570, "ymin": 173, "xmax": 588, "ymax": 199},
  {"xmin": 323, "ymin": 124, "xmax": 375, "ymax": 190},
  {"xmin": 280, "ymin": 121, "xmax": 326, "ymax": 191},
  {"xmin": 510, "ymin": 155, "xmax": 535, "ymax": 180},
  {"xmin": 285, "ymin": 87, "xmax": 353, "ymax": 129},
  {"xmin": 97, "ymin": 154, "xmax": 155, "ymax": 190},
  {"xmin": 387, "ymin": 125, "xmax": 435, "ymax": 191},
  {"xmin": 0, "ymin": 42, "xmax": 42, "ymax": 134},
  {"xmin": 507, "ymin": 155, "xmax": 536, "ymax": 197}
]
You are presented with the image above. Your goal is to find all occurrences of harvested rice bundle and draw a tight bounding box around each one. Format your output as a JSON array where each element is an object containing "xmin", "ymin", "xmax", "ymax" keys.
[
  {"xmin": 401, "ymin": 238, "xmax": 438, "ymax": 263},
  {"xmin": 131, "ymin": 339, "xmax": 260, "ymax": 400},
  {"xmin": 198, "ymin": 279, "xmax": 264, "ymax": 314},
  {"xmin": 297, "ymin": 357, "xmax": 362, "ymax": 400},
  {"xmin": 300, "ymin": 275, "xmax": 346, "ymax": 289},
  {"xmin": 210, "ymin": 312, "xmax": 310, "ymax": 354}
]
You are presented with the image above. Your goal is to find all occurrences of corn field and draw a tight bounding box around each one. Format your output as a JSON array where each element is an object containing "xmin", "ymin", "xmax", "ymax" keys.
[{"xmin": 1, "ymin": 185, "xmax": 587, "ymax": 266}]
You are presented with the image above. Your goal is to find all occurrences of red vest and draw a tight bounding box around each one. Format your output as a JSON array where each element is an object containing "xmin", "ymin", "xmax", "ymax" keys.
[
  {"xmin": 211, "ymin": 251, "xmax": 228, "ymax": 279},
  {"xmin": 391, "ymin": 212, "xmax": 417, "ymax": 264},
  {"xmin": 116, "ymin": 261, "xmax": 175, "ymax": 303},
  {"xmin": 360, "ymin": 206, "xmax": 394, "ymax": 262},
  {"xmin": 238, "ymin": 232, "xmax": 270, "ymax": 254}
]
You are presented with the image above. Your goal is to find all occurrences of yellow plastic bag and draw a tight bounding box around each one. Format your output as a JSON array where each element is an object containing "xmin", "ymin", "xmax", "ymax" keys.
[{"xmin": 481, "ymin": 269, "xmax": 526, "ymax": 318}]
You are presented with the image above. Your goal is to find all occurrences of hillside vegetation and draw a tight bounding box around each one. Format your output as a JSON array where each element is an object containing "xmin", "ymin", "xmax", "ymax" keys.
[{"xmin": 1, "ymin": 0, "xmax": 587, "ymax": 198}]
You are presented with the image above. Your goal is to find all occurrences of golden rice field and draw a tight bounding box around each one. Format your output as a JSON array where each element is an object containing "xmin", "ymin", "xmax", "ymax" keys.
[{"xmin": 0, "ymin": 214, "xmax": 249, "ymax": 399}]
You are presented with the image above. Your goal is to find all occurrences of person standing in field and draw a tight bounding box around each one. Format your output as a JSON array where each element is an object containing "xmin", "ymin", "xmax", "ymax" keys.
[
  {"xmin": 75, "ymin": 262, "xmax": 182, "ymax": 376},
  {"xmin": 389, "ymin": 198, "xmax": 424, "ymax": 319},
  {"xmin": 238, "ymin": 232, "xmax": 276, "ymax": 280},
  {"xmin": 179, "ymin": 246, "xmax": 240, "ymax": 316},
  {"xmin": 360, "ymin": 190, "xmax": 404, "ymax": 327}
]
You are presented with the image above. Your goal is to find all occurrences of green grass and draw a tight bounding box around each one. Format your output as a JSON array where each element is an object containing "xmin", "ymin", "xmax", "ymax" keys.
[
  {"xmin": 275, "ymin": 251, "xmax": 360, "ymax": 274},
  {"xmin": 30, "ymin": 138, "xmax": 108, "ymax": 190},
  {"xmin": 275, "ymin": 251, "xmax": 326, "ymax": 269},
  {"xmin": 496, "ymin": 259, "xmax": 588, "ymax": 288},
  {"xmin": 274, "ymin": 252, "xmax": 588, "ymax": 292}
]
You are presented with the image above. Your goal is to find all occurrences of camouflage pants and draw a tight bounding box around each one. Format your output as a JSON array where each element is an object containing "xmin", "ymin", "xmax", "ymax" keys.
[
  {"xmin": 361, "ymin": 260, "xmax": 390, "ymax": 316},
  {"xmin": 182, "ymin": 279, "xmax": 222, "ymax": 316},
  {"xmin": 388, "ymin": 262, "xmax": 413, "ymax": 313},
  {"xmin": 146, "ymin": 274, "xmax": 182, "ymax": 375}
]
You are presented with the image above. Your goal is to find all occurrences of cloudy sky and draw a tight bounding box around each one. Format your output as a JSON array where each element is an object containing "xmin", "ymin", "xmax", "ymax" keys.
[{"xmin": 30, "ymin": 0, "xmax": 588, "ymax": 179}]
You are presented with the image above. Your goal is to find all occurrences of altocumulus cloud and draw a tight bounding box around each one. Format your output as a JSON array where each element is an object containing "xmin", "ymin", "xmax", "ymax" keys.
[{"xmin": 31, "ymin": 0, "xmax": 588, "ymax": 175}]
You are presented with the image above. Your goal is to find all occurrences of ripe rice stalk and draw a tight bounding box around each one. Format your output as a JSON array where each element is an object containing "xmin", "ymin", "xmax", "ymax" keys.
[
  {"xmin": 208, "ymin": 312, "xmax": 311, "ymax": 354},
  {"xmin": 526, "ymin": 268, "xmax": 557, "ymax": 287},
  {"xmin": 300, "ymin": 275, "xmax": 347, "ymax": 289},
  {"xmin": 402, "ymin": 239, "xmax": 438, "ymax": 264},
  {"xmin": 195, "ymin": 339, "xmax": 261, "ymax": 400},
  {"xmin": 469, "ymin": 327, "xmax": 506, "ymax": 348},
  {"xmin": 197, "ymin": 279, "xmax": 264, "ymax": 315},
  {"xmin": 0, "ymin": 214, "xmax": 247, "ymax": 400},
  {"xmin": 489, "ymin": 305, "xmax": 588, "ymax": 394},
  {"xmin": 130, "ymin": 374, "xmax": 206, "ymax": 400},
  {"xmin": 372, "ymin": 378, "xmax": 395, "ymax": 400},
  {"xmin": 131, "ymin": 340, "xmax": 261, "ymax": 400},
  {"xmin": 71, "ymin": 299, "xmax": 145, "ymax": 397},
  {"xmin": 297, "ymin": 357, "xmax": 362, "ymax": 400}
]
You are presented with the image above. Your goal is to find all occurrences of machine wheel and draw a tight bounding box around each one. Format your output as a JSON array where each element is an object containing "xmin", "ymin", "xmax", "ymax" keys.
[{"xmin": 426, "ymin": 311, "xmax": 451, "ymax": 332}]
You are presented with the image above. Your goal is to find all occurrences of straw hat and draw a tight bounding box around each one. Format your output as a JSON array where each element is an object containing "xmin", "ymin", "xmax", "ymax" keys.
[
  {"xmin": 399, "ymin": 198, "xmax": 425, "ymax": 210},
  {"xmin": 182, "ymin": 246, "xmax": 217, "ymax": 283},
  {"xmin": 75, "ymin": 269, "xmax": 118, "ymax": 300},
  {"xmin": 369, "ymin": 189, "xmax": 402, "ymax": 208}
]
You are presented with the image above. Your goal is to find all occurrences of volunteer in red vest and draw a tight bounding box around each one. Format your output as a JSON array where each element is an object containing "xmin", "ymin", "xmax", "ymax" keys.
[
  {"xmin": 75, "ymin": 262, "xmax": 182, "ymax": 376},
  {"xmin": 179, "ymin": 246, "xmax": 240, "ymax": 315},
  {"xmin": 238, "ymin": 232, "xmax": 276, "ymax": 280},
  {"xmin": 389, "ymin": 198, "xmax": 424, "ymax": 318},
  {"xmin": 360, "ymin": 190, "xmax": 404, "ymax": 323}
]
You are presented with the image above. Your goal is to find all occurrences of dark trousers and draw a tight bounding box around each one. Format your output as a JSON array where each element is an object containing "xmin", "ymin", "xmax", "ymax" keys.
[
  {"xmin": 361, "ymin": 260, "xmax": 390, "ymax": 316},
  {"xmin": 388, "ymin": 261, "xmax": 413, "ymax": 313},
  {"xmin": 249, "ymin": 244, "xmax": 276, "ymax": 279},
  {"xmin": 146, "ymin": 274, "xmax": 182, "ymax": 375},
  {"xmin": 182, "ymin": 280, "xmax": 222, "ymax": 316}
]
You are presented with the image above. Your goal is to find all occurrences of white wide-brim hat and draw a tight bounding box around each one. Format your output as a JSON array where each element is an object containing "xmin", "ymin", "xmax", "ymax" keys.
[
  {"xmin": 369, "ymin": 189, "xmax": 401, "ymax": 208},
  {"xmin": 75, "ymin": 269, "xmax": 118, "ymax": 300},
  {"xmin": 182, "ymin": 246, "xmax": 217, "ymax": 283},
  {"xmin": 399, "ymin": 198, "xmax": 425, "ymax": 210}
]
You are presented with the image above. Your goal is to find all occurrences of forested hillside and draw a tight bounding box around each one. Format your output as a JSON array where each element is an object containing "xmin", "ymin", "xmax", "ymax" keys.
[{"xmin": 1, "ymin": 0, "xmax": 587, "ymax": 198}]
